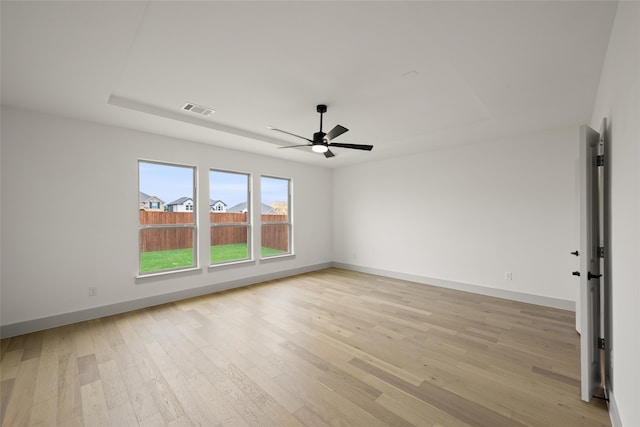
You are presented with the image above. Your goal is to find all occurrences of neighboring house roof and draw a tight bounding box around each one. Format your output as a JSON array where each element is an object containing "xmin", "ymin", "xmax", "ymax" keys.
[
  {"xmin": 209, "ymin": 199, "xmax": 227, "ymax": 206},
  {"xmin": 226, "ymin": 202, "xmax": 247, "ymax": 213},
  {"xmin": 139, "ymin": 191, "xmax": 163, "ymax": 203},
  {"xmin": 227, "ymin": 202, "xmax": 277, "ymax": 214},
  {"xmin": 167, "ymin": 197, "xmax": 192, "ymax": 206}
]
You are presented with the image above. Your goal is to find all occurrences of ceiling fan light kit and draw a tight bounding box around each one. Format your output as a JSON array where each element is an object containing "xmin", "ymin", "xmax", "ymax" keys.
[
  {"xmin": 311, "ymin": 144, "xmax": 329, "ymax": 153},
  {"xmin": 272, "ymin": 104, "xmax": 373, "ymax": 158}
]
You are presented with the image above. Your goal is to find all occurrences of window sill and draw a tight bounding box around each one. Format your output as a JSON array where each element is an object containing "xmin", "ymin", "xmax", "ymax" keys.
[
  {"xmin": 259, "ymin": 253, "xmax": 296, "ymax": 263},
  {"xmin": 135, "ymin": 267, "xmax": 202, "ymax": 280},
  {"xmin": 209, "ymin": 259, "xmax": 256, "ymax": 269}
]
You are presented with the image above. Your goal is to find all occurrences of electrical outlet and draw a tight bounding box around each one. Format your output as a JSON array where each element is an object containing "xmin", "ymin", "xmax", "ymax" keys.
[
  {"xmin": 504, "ymin": 272, "xmax": 512, "ymax": 280},
  {"xmin": 88, "ymin": 287, "xmax": 97, "ymax": 296}
]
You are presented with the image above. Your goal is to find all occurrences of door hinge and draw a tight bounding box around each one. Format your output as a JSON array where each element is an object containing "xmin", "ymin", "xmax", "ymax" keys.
[
  {"xmin": 598, "ymin": 338, "xmax": 606, "ymax": 350},
  {"xmin": 597, "ymin": 247, "xmax": 605, "ymax": 258},
  {"xmin": 596, "ymin": 155, "xmax": 605, "ymax": 166}
]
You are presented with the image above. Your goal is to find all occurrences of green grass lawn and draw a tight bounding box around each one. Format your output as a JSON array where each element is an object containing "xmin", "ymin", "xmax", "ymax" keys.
[
  {"xmin": 140, "ymin": 248, "xmax": 193, "ymax": 272},
  {"xmin": 211, "ymin": 243, "xmax": 249, "ymax": 263},
  {"xmin": 140, "ymin": 243, "xmax": 285, "ymax": 272}
]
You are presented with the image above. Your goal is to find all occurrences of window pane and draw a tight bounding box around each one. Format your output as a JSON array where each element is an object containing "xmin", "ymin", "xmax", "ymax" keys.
[
  {"xmin": 139, "ymin": 227, "xmax": 195, "ymax": 272},
  {"xmin": 139, "ymin": 162, "xmax": 195, "ymax": 224},
  {"xmin": 261, "ymin": 223, "xmax": 288, "ymax": 255},
  {"xmin": 210, "ymin": 170, "xmax": 250, "ymax": 264},
  {"xmin": 261, "ymin": 176, "xmax": 289, "ymax": 221},
  {"xmin": 210, "ymin": 225, "xmax": 249, "ymax": 263},
  {"xmin": 209, "ymin": 170, "xmax": 249, "ymax": 214},
  {"xmin": 261, "ymin": 176, "xmax": 291, "ymax": 257},
  {"xmin": 139, "ymin": 161, "xmax": 196, "ymax": 275}
]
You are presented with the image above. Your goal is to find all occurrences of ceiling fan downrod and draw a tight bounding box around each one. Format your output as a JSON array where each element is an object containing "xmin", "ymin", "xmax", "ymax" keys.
[{"xmin": 317, "ymin": 104, "xmax": 327, "ymax": 134}]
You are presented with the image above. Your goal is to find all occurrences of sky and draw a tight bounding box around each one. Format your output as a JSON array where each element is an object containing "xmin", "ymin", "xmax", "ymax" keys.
[{"xmin": 139, "ymin": 162, "xmax": 288, "ymax": 208}]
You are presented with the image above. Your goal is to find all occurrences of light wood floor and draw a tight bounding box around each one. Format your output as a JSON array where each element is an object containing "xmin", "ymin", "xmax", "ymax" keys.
[{"xmin": 1, "ymin": 268, "xmax": 610, "ymax": 426}]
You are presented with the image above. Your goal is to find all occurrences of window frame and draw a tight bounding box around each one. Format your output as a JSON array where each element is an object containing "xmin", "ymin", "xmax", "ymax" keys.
[
  {"xmin": 209, "ymin": 169, "xmax": 252, "ymax": 266},
  {"xmin": 138, "ymin": 160, "xmax": 198, "ymax": 277},
  {"xmin": 260, "ymin": 175, "xmax": 293, "ymax": 259}
]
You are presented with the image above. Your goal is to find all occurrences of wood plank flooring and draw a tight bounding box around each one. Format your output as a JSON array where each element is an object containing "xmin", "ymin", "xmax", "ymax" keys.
[{"xmin": 1, "ymin": 268, "xmax": 610, "ymax": 426}]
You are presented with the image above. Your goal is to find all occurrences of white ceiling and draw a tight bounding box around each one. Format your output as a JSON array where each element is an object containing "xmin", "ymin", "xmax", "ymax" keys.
[{"xmin": 1, "ymin": 1, "xmax": 617, "ymax": 168}]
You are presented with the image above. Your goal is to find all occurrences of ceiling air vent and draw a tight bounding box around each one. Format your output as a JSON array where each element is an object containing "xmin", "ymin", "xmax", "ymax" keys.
[{"xmin": 181, "ymin": 103, "xmax": 215, "ymax": 116}]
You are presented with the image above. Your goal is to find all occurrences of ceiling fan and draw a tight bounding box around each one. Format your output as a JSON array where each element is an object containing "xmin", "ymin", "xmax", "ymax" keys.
[{"xmin": 270, "ymin": 104, "xmax": 373, "ymax": 158}]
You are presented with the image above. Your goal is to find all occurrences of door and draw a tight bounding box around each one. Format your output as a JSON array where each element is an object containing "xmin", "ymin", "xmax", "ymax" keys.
[{"xmin": 579, "ymin": 121, "xmax": 605, "ymax": 402}]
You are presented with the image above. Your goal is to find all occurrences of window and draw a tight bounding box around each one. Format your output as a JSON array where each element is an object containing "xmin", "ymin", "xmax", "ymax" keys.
[
  {"xmin": 138, "ymin": 161, "xmax": 197, "ymax": 275},
  {"xmin": 210, "ymin": 169, "xmax": 251, "ymax": 264},
  {"xmin": 261, "ymin": 176, "xmax": 291, "ymax": 258},
  {"xmin": 149, "ymin": 201, "xmax": 160, "ymax": 210}
]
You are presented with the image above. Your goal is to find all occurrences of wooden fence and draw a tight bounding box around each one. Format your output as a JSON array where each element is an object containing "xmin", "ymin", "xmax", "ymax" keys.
[{"xmin": 139, "ymin": 211, "xmax": 289, "ymax": 252}]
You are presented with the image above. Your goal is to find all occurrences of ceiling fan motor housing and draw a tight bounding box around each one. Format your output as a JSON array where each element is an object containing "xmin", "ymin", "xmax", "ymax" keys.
[{"xmin": 313, "ymin": 131, "xmax": 327, "ymax": 145}]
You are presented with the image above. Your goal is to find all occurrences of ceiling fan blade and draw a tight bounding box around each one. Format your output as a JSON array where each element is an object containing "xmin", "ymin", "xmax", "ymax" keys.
[
  {"xmin": 328, "ymin": 142, "xmax": 373, "ymax": 151},
  {"xmin": 324, "ymin": 149, "xmax": 335, "ymax": 158},
  {"xmin": 269, "ymin": 128, "xmax": 312, "ymax": 142},
  {"xmin": 277, "ymin": 144, "xmax": 312, "ymax": 149},
  {"xmin": 326, "ymin": 124, "xmax": 348, "ymax": 141}
]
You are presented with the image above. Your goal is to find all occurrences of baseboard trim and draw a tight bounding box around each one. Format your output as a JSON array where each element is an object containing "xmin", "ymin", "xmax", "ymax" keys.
[
  {"xmin": 607, "ymin": 388, "xmax": 623, "ymax": 427},
  {"xmin": 0, "ymin": 262, "xmax": 331, "ymax": 338},
  {"xmin": 1, "ymin": 262, "xmax": 576, "ymax": 338},
  {"xmin": 332, "ymin": 263, "xmax": 575, "ymax": 311}
]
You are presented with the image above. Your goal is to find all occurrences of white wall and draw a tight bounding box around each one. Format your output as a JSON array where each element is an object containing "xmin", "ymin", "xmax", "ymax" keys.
[
  {"xmin": 589, "ymin": 2, "xmax": 640, "ymax": 426},
  {"xmin": 333, "ymin": 125, "xmax": 580, "ymax": 307},
  {"xmin": 0, "ymin": 106, "xmax": 333, "ymax": 333}
]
